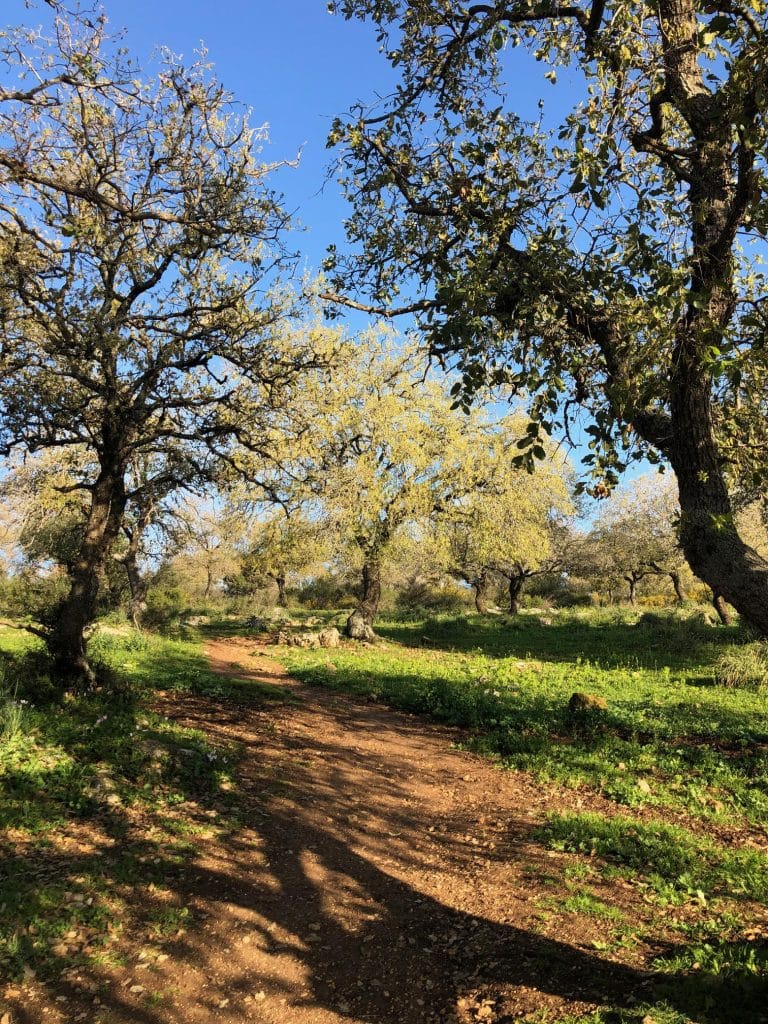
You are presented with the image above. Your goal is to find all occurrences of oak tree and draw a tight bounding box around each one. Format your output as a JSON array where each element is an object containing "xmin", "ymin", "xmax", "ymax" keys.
[
  {"xmin": 326, "ymin": 0, "xmax": 768, "ymax": 633},
  {"xmin": 0, "ymin": 11, "xmax": 310, "ymax": 682}
]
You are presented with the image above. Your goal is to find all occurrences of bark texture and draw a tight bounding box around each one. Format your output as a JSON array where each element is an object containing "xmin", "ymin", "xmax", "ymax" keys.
[
  {"xmin": 473, "ymin": 571, "xmax": 491, "ymax": 615},
  {"xmin": 346, "ymin": 558, "xmax": 382, "ymax": 640},
  {"xmin": 508, "ymin": 574, "xmax": 525, "ymax": 615},
  {"xmin": 48, "ymin": 465, "xmax": 126, "ymax": 686}
]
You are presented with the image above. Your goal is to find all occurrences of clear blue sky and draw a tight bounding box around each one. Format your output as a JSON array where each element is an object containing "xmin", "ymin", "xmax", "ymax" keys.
[{"xmin": 79, "ymin": 1, "xmax": 401, "ymax": 276}]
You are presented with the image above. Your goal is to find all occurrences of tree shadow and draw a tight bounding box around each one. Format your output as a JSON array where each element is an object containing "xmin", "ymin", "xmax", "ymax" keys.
[
  {"xmin": 378, "ymin": 613, "xmax": 742, "ymax": 671},
  {"xmin": 3, "ymin": 660, "xmax": 765, "ymax": 1024}
]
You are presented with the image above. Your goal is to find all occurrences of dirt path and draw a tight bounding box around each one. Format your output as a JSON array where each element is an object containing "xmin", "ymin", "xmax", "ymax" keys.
[
  {"xmin": 9, "ymin": 638, "xmax": 660, "ymax": 1024},
  {"xmin": 92, "ymin": 636, "xmax": 651, "ymax": 1024}
]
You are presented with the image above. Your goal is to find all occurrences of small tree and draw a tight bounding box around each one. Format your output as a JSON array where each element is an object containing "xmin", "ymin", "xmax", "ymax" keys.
[
  {"xmin": 588, "ymin": 474, "xmax": 692, "ymax": 605},
  {"xmin": 434, "ymin": 418, "xmax": 574, "ymax": 614},
  {"xmin": 0, "ymin": 12, "xmax": 311, "ymax": 683},
  {"xmin": 238, "ymin": 512, "xmax": 327, "ymax": 608}
]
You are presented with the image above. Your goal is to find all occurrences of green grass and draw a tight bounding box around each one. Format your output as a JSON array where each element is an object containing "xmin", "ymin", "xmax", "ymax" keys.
[
  {"xmin": 281, "ymin": 609, "xmax": 768, "ymax": 827},
  {"xmin": 0, "ymin": 623, "xmax": 289, "ymax": 984},
  {"xmin": 541, "ymin": 812, "xmax": 768, "ymax": 902}
]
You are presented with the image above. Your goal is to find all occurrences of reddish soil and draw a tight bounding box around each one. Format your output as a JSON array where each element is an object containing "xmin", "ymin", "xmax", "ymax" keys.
[{"xmin": 5, "ymin": 638, "xmax": 675, "ymax": 1024}]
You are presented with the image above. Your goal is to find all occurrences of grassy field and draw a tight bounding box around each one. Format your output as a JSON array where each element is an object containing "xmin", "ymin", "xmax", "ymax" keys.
[{"xmin": 280, "ymin": 606, "xmax": 768, "ymax": 1024}]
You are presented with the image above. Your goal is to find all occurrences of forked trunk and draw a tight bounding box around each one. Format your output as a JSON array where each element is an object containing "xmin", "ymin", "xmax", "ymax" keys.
[
  {"xmin": 274, "ymin": 573, "xmax": 288, "ymax": 608},
  {"xmin": 625, "ymin": 574, "xmax": 638, "ymax": 606},
  {"xmin": 48, "ymin": 465, "xmax": 126, "ymax": 686},
  {"xmin": 346, "ymin": 558, "xmax": 382, "ymax": 640}
]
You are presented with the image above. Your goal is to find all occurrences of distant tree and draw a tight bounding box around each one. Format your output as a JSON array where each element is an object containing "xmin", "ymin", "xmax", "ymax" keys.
[
  {"xmin": 0, "ymin": 12, "xmax": 314, "ymax": 683},
  {"xmin": 238, "ymin": 513, "xmax": 327, "ymax": 607},
  {"xmin": 308, "ymin": 331, "xmax": 483, "ymax": 639},
  {"xmin": 589, "ymin": 474, "xmax": 692, "ymax": 605},
  {"xmin": 433, "ymin": 419, "xmax": 574, "ymax": 614},
  {"xmin": 163, "ymin": 499, "xmax": 244, "ymax": 604},
  {"xmin": 325, "ymin": 0, "xmax": 768, "ymax": 634}
]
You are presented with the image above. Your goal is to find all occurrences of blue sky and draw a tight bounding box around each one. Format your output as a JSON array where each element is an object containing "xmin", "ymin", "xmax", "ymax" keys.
[
  {"xmin": 31, "ymin": 1, "xmax": 570, "ymax": 278},
  {"xmin": 83, "ymin": 1, "xmax": 400, "ymax": 276}
]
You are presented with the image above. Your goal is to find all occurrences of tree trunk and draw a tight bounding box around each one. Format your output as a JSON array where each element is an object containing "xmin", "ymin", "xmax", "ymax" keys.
[
  {"xmin": 625, "ymin": 575, "xmax": 638, "ymax": 606},
  {"xmin": 346, "ymin": 558, "xmax": 382, "ymax": 640},
  {"xmin": 124, "ymin": 550, "xmax": 148, "ymax": 629},
  {"xmin": 508, "ymin": 573, "xmax": 525, "ymax": 615},
  {"xmin": 48, "ymin": 465, "xmax": 126, "ymax": 686},
  {"xmin": 712, "ymin": 592, "xmax": 732, "ymax": 627},
  {"xmin": 670, "ymin": 571, "xmax": 686, "ymax": 604},
  {"xmin": 274, "ymin": 574, "xmax": 288, "ymax": 608},
  {"xmin": 663, "ymin": 359, "xmax": 767, "ymax": 633},
  {"xmin": 473, "ymin": 570, "xmax": 491, "ymax": 614},
  {"xmin": 121, "ymin": 506, "xmax": 152, "ymax": 629}
]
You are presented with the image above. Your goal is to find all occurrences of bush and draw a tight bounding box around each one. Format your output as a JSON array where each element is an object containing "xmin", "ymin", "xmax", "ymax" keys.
[
  {"xmin": 715, "ymin": 642, "xmax": 768, "ymax": 690},
  {"xmin": 0, "ymin": 663, "xmax": 26, "ymax": 746},
  {"xmin": 394, "ymin": 579, "xmax": 469, "ymax": 614},
  {"xmin": 0, "ymin": 573, "xmax": 69, "ymax": 626},
  {"xmin": 297, "ymin": 574, "xmax": 358, "ymax": 610},
  {"xmin": 143, "ymin": 586, "xmax": 187, "ymax": 629}
]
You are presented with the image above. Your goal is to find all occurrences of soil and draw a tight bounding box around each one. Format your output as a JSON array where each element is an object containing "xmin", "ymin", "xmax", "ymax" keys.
[{"xmin": 4, "ymin": 638, "xmax": 692, "ymax": 1023}]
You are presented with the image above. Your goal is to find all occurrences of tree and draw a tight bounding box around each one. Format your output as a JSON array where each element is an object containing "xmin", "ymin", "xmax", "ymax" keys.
[
  {"xmin": 590, "ymin": 474, "xmax": 692, "ymax": 605},
  {"xmin": 239, "ymin": 512, "xmax": 327, "ymax": 607},
  {"xmin": 308, "ymin": 331, "xmax": 483, "ymax": 639},
  {"xmin": 163, "ymin": 499, "xmax": 244, "ymax": 604},
  {"xmin": 0, "ymin": 12, "xmax": 313, "ymax": 682},
  {"xmin": 325, "ymin": 1, "xmax": 768, "ymax": 634},
  {"xmin": 433, "ymin": 417, "xmax": 574, "ymax": 613}
]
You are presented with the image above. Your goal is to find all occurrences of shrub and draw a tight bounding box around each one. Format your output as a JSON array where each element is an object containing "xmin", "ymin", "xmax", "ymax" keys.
[
  {"xmin": 715, "ymin": 642, "xmax": 768, "ymax": 690},
  {"xmin": 394, "ymin": 579, "xmax": 469, "ymax": 614},
  {"xmin": 296, "ymin": 574, "xmax": 358, "ymax": 610},
  {"xmin": 0, "ymin": 662, "xmax": 27, "ymax": 746},
  {"xmin": 143, "ymin": 585, "xmax": 187, "ymax": 629}
]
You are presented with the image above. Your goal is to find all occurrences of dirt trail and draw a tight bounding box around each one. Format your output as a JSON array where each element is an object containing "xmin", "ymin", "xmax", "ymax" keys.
[
  {"xmin": 118, "ymin": 637, "xmax": 651, "ymax": 1024},
  {"xmin": 11, "ymin": 638, "xmax": 657, "ymax": 1024}
]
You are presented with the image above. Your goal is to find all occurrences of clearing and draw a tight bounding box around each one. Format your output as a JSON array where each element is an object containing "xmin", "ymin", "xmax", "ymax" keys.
[{"xmin": 1, "ymin": 611, "xmax": 767, "ymax": 1023}]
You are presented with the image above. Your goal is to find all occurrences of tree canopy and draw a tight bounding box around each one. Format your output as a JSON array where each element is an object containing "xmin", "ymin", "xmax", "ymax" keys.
[
  {"xmin": 0, "ymin": 8, "xmax": 314, "ymax": 680},
  {"xmin": 326, "ymin": 0, "xmax": 768, "ymax": 633}
]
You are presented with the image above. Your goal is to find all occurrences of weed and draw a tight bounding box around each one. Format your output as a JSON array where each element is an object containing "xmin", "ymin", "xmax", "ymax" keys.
[
  {"xmin": 540, "ymin": 812, "xmax": 768, "ymax": 901},
  {"xmin": 715, "ymin": 641, "xmax": 768, "ymax": 690}
]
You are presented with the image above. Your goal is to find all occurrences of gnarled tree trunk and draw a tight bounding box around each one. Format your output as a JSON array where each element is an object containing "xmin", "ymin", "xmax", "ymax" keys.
[
  {"xmin": 273, "ymin": 573, "xmax": 288, "ymax": 608},
  {"xmin": 346, "ymin": 558, "xmax": 381, "ymax": 640},
  {"xmin": 508, "ymin": 572, "xmax": 525, "ymax": 615},
  {"xmin": 664, "ymin": 360, "xmax": 768, "ymax": 634},
  {"xmin": 48, "ymin": 464, "xmax": 126, "ymax": 686}
]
